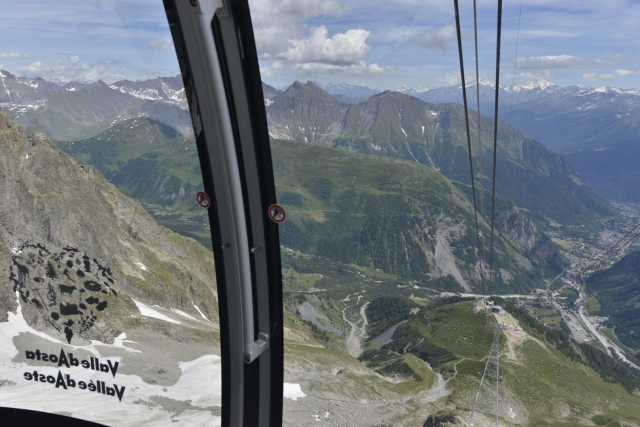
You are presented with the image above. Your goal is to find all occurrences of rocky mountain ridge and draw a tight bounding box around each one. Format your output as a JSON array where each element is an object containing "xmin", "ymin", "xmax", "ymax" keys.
[
  {"xmin": 315, "ymin": 78, "xmax": 640, "ymax": 153},
  {"xmin": 0, "ymin": 71, "xmax": 192, "ymax": 141},
  {"xmin": 0, "ymin": 107, "xmax": 217, "ymax": 344},
  {"xmin": 266, "ymin": 81, "xmax": 613, "ymax": 232}
]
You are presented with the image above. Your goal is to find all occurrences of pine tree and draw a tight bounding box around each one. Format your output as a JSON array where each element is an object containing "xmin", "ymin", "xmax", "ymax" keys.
[{"xmin": 45, "ymin": 261, "xmax": 58, "ymax": 280}]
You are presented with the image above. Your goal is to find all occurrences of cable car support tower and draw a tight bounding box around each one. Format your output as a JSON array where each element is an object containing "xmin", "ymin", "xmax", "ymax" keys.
[{"xmin": 470, "ymin": 321, "xmax": 506, "ymax": 426}]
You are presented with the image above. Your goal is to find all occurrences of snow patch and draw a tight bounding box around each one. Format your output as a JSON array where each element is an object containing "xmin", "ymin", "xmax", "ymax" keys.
[
  {"xmin": 1, "ymin": 292, "xmax": 101, "ymax": 356},
  {"xmin": 171, "ymin": 308, "xmax": 198, "ymax": 322},
  {"xmin": 283, "ymin": 383, "xmax": 305, "ymax": 401},
  {"xmin": 134, "ymin": 262, "xmax": 147, "ymax": 271},
  {"xmin": 193, "ymin": 304, "xmax": 209, "ymax": 321},
  {"xmin": 133, "ymin": 300, "xmax": 181, "ymax": 324},
  {"xmin": 105, "ymin": 333, "xmax": 141, "ymax": 353}
]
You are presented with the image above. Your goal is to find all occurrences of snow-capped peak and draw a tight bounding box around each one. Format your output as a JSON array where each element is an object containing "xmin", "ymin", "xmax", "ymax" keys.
[{"xmin": 510, "ymin": 80, "xmax": 555, "ymax": 91}]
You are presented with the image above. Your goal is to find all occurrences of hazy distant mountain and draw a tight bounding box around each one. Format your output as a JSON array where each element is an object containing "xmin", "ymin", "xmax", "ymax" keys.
[
  {"xmin": 564, "ymin": 141, "xmax": 640, "ymax": 204},
  {"xmin": 311, "ymin": 79, "xmax": 640, "ymax": 155},
  {"xmin": 315, "ymin": 81, "xmax": 380, "ymax": 104},
  {"xmin": 309, "ymin": 79, "xmax": 560, "ymax": 110},
  {"xmin": 266, "ymin": 81, "xmax": 613, "ymax": 232},
  {"xmin": 506, "ymin": 86, "xmax": 640, "ymax": 152}
]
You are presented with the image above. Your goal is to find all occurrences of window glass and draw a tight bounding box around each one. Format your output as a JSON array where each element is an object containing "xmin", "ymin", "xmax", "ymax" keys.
[
  {"xmin": 249, "ymin": 0, "xmax": 640, "ymax": 425},
  {"xmin": 0, "ymin": 2, "xmax": 220, "ymax": 426}
]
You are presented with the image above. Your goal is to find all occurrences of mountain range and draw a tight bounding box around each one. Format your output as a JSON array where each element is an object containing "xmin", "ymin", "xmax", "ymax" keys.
[
  {"xmin": 310, "ymin": 79, "xmax": 640, "ymax": 206},
  {"xmin": 266, "ymin": 81, "xmax": 613, "ymax": 233},
  {"xmin": 0, "ymin": 70, "xmax": 192, "ymax": 141},
  {"xmin": 316, "ymin": 78, "xmax": 640, "ymax": 153},
  {"xmin": 2, "ymin": 72, "xmax": 640, "ymax": 425},
  {"xmin": 0, "ymin": 72, "xmax": 618, "ymax": 292}
]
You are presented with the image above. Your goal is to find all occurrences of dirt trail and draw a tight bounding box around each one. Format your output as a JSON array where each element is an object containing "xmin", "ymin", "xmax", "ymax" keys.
[{"xmin": 493, "ymin": 311, "xmax": 550, "ymax": 361}]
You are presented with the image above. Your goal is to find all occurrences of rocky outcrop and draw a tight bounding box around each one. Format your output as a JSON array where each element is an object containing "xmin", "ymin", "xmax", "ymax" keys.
[
  {"xmin": 0, "ymin": 108, "xmax": 217, "ymax": 343},
  {"xmin": 497, "ymin": 206, "xmax": 565, "ymax": 272}
]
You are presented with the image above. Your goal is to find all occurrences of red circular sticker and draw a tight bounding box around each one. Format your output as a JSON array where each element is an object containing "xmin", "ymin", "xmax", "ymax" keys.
[
  {"xmin": 268, "ymin": 204, "xmax": 286, "ymax": 223},
  {"xmin": 196, "ymin": 191, "xmax": 211, "ymax": 208}
]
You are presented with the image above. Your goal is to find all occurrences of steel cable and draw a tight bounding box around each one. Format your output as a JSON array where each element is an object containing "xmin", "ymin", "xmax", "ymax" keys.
[
  {"xmin": 453, "ymin": 0, "xmax": 484, "ymax": 302},
  {"xmin": 488, "ymin": 0, "xmax": 503, "ymax": 299}
]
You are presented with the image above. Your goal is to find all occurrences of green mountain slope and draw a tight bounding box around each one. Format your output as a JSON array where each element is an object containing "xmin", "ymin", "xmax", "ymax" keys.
[
  {"xmin": 283, "ymin": 295, "xmax": 640, "ymax": 426},
  {"xmin": 59, "ymin": 117, "xmax": 211, "ymax": 249},
  {"xmin": 267, "ymin": 82, "xmax": 614, "ymax": 232},
  {"xmin": 273, "ymin": 139, "xmax": 561, "ymax": 294},
  {"xmin": 58, "ymin": 115, "xmax": 562, "ymax": 294},
  {"xmin": 586, "ymin": 251, "xmax": 640, "ymax": 354}
]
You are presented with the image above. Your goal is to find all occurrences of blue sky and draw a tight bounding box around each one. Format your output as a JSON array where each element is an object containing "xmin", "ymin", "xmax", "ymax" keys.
[{"xmin": 2, "ymin": 0, "xmax": 640, "ymax": 89}]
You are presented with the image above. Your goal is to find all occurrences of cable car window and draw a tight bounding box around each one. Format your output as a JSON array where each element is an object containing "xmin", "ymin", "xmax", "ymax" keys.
[
  {"xmin": 2, "ymin": 0, "xmax": 640, "ymax": 426},
  {"xmin": 249, "ymin": 0, "xmax": 640, "ymax": 425},
  {"xmin": 0, "ymin": 1, "xmax": 221, "ymax": 426}
]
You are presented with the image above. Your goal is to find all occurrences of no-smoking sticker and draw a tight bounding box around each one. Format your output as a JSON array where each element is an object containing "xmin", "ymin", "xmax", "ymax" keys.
[
  {"xmin": 268, "ymin": 204, "xmax": 286, "ymax": 223},
  {"xmin": 196, "ymin": 191, "xmax": 211, "ymax": 208}
]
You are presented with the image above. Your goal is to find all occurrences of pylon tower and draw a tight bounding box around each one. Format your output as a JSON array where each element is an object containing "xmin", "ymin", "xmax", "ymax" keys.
[{"xmin": 471, "ymin": 322, "xmax": 506, "ymax": 426}]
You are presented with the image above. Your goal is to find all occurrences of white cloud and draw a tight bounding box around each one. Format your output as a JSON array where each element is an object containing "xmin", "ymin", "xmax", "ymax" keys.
[
  {"xmin": 147, "ymin": 38, "xmax": 174, "ymax": 51},
  {"xmin": 408, "ymin": 26, "xmax": 456, "ymax": 53},
  {"xmin": 599, "ymin": 69, "xmax": 636, "ymax": 79},
  {"xmin": 0, "ymin": 52, "xmax": 29, "ymax": 59},
  {"xmin": 11, "ymin": 56, "xmax": 157, "ymax": 84},
  {"xmin": 278, "ymin": 26, "xmax": 370, "ymax": 65},
  {"xmin": 23, "ymin": 61, "xmax": 43, "ymax": 73},
  {"xmin": 250, "ymin": 0, "xmax": 383, "ymax": 75},
  {"xmin": 582, "ymin": 72, "xmax": 596, "ymax": 81},
  {"xmin": 251, "ymin": 0, "xmax": 346, "ymax": 59},
  {"xmin": 293, "ymin": 60, "xmax": 390, "ymax": 75},
  {"xmin": 260, "ymin": 61, "xmax": 285, "ymax": 77},
  {"xmin": 438, "ymin": 71, "xmax": 459, "ymax": 85},
  {"xmin": 513, "ymin": 69, "xmax": 552, "ymax": 80},
  {"xmin": 516, "ymin": 53, "xmax": 627, "ymax": 70},
  {"xmin": 250, "ymin": 0, "xmax": 347, "ymax": 26}
]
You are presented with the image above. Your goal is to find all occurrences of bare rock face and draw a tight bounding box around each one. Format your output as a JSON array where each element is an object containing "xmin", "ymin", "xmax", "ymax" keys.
[
  {"xmin": 496, "ymin": 206, "xmax": 565, "ymax": 272},
  {"xmin": 0, "ymin": 108, "xmax": 217, "ymax": 343}
]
